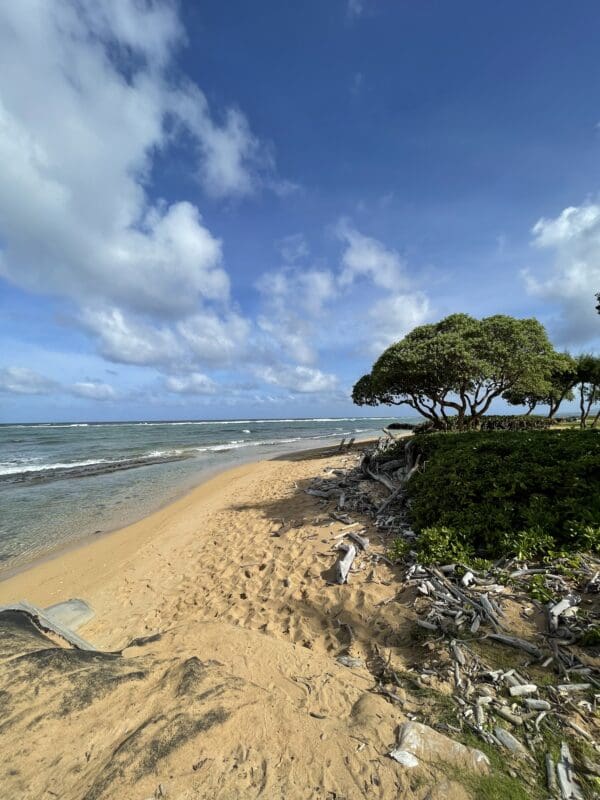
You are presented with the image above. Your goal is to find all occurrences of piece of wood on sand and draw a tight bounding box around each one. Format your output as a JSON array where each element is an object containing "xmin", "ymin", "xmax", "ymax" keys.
[
  {"xmin": 345, "ymin": 530, "xmax": 369, "ymax": 551},
  {"xmin": 334, "ymin": 543, "xmax": 357, "ymax": 584}
]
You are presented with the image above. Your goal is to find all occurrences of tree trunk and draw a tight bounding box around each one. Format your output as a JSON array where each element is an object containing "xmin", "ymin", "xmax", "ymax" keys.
[{"xmin": 579, "ymin": 383, "xmax": 587, "ymax": 429}]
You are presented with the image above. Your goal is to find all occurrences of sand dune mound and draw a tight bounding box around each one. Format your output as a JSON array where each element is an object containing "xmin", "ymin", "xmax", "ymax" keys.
[{"xmin": 1, "ymin": 611, "xmax": 427, "ymax": 799}]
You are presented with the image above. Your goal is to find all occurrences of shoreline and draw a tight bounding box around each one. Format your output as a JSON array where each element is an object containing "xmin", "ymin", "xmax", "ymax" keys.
[
  {"xmin": 0, "ymin": 433, "xmax": 387, "ymax": 585},
  {"xmin": 0, "ymin": 437, "xmax": 389, "ymax": 615}
]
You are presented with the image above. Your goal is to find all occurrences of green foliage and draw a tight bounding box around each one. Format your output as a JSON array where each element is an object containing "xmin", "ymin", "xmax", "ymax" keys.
[
  {"xmin": 412, "ymin": 526, "xmax": 475, "ymax": 565},
  {"xmin": 503, "ymin": 351, "xmax": 578, "ymax": 418},
  {"xmin": 498, "ymin": 528, "xmax": 555, "ymax": 561},
  {"xmin": 414, "ymin": 414, "xmax": 555, "ymax": 433},
  {"xmin": 579, "ymin": 627, "xmax": 600, "ymax": 647},
  {"xmin": 528, "ymin": 574, "xmax": 556, "ymax": 603},
  {"xmin": 406, "ymin": 430, "xmax": 600, "ymax": 559},
  {"xmin": 352, "ymin": 313, "xmax": 560, "ymax": 428},
  {"xmin": 388, "ymin": 537, "xmax": 410, "ymax": 561}
]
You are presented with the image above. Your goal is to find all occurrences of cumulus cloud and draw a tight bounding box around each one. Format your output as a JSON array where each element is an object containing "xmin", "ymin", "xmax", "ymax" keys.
[
  {"xmin": 0, "ymin": 366, "xmax": 117, "ymax": 400},
  {"xmin": 368, "ymin": 292, "xmax": 432, "ymax": 354},
  {"xmin": 165, "ymin": 373, "xmax": 217, "ymax": 395},
  {"xmin": 336, "ymin": 220, "xmax": 409, "ymax": 291},
  {"xmin": 0, "ymin": 366, "xmax": 57, "ymax": 395},
  {"xmin": 0, "ymin": 1, "xmax": 275, "ymax": 320},
  {"xmin": 178, "ymin": 311, "xmax": 251, "ymax": 364},
  {"xmin": 524, "ymin": 203, "xmax": 600, "ymax": 345},
  {"xmin": 80, "ymin": 308, "xmax": 183, "ymax": 367},
  {"xmin": 70, "ymin": 381, "xmax": 116, "ymax": 401},
  {"xmin": 334, "ymin": 221, "xmax": 431, "ymax": 352},
  {"xmin": 256, "ymin": 365, "xmax": 338, "ymax": 393},
  {"xmin": 257, "ymin": 267, "xmax": 337, "ymax": 364}
]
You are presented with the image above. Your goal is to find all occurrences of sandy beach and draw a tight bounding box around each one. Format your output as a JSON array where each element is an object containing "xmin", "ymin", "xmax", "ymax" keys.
[{"xmin": 1, "ymin": 439, "xmax": 449, "ymax": 800}]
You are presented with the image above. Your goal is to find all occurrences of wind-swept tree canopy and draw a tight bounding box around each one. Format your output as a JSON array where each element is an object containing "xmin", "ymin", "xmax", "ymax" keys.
[
  {"xmin": 353, "ymin": 313, "xmax": 559, "ymax": 427},
  {"xmin": 502, "ymin": 352, "xmax": 578, "ymax": 418}
]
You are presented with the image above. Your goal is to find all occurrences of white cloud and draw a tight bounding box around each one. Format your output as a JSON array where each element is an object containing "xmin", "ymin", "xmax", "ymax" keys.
[
  {"xmin": 178, "ymin": 311, "xmax": 250, "ymax": 364},
  {"xmin": 165, "ymin": 373, "xmax": 217, "ymax": 395},
  {"xmin": 70, "ymin": 381, "xmax": 116, "ymax": 400},
  {"xmin": 524, "ymin": 203, "xmax": 600, "ymax": 345},
  {"xmin": 0, "ymin": 1, "xmax": 277, "ymax": 320},
  {"xmin": 0, "ymin": 366, "xmax": 57, "ymax": 395},
  {"xmin": 336, "ymin": 220, "xmax": 408, "ymax": 291},
  {"xmin": 368, "ymin": 292, "xmax": 432, "ymax": 354},
  {"xmin": 80, "ymin": 308, "xmax": 183, "ymax": 367},
  {"xmin": 256, "ymin": 365, "xmax": 338, "ymax": 393},
  {"xmin": 0, "ymin": 367, "xmax": 117, "ymax": 400},
  {"xmin": 257, "ymin": 267, "xmax": 337, "ymax": 364}
]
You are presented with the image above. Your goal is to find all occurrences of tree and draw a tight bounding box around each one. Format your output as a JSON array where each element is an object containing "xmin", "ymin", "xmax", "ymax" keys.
[
  {"xmin": 502, "ymin": 352, "xmax": 578, "ymax": 418},
  {"xmin": 575, "ymin": 353, "xmax": 600, "ymax": 428},
  {"xmin": 352, "ymin": 313, "xmax": 559, "ymax": 428}
]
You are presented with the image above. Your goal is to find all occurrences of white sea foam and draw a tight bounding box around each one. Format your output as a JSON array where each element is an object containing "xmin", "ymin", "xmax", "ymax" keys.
[{"xmin": 0, "ymin": 458, "xmax": 110, "ymax": 475}]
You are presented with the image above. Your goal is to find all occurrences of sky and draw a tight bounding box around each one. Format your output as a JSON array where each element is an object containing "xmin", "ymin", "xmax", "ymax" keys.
[{"xmin": 0, "ymin": 0, "xmax": 599, "ymax": 423}]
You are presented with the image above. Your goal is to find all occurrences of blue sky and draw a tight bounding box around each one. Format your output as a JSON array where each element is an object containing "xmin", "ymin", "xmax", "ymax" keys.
[{"xmin": 0, "ymin": 0, "xmax": 599, "ymax": 422}]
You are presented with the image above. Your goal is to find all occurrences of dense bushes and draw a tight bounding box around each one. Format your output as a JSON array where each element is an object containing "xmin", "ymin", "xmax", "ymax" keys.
[
  {"xmin": 413, "ymin": 414, "xmax": 556, "ymax": 434},
  {"xmin": 405, "ymin": 430, "xmax": 600, "ymax": 560}
]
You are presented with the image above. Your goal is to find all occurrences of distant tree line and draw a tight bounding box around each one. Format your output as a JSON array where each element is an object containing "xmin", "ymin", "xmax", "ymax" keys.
[{"xmin": 353, "ymin": 313, "xmax": 600, "ymax": 429}]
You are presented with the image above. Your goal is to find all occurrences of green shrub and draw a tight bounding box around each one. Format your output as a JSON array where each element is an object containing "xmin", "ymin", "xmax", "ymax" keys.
[
  {"xmin": 406, "ymin": 430, "xmax": 600, "ymax": 559},
  {"xmin": 414, "ymin": 414, "xmax": 556, "ymax": 434},
  {"xmin": 413, "ymin": 526, "xmax": 475, "ymax": 565}
]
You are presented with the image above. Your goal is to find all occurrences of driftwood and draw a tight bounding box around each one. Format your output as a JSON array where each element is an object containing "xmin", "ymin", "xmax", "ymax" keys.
[
  {"xmin": 556, "ymin": 742, "xmax": 584, "ymax": 800},
  {"xmin": 345, "ymin": 531, "xmax": 369, "ymax": 551},
  {"xmin": 487, "ymin": 633, "xmax": 542, "ymax": 659},
  {"xmin": 548, "ymin": 594, "xmax": 580, "ymax": 632},
  {"xmin": 334, "ymin": 544, "xmax": 357, "ymax": 584},
  {"xmin": 494, "ymin": 726, "xmax": 528, "ymax": 754}
]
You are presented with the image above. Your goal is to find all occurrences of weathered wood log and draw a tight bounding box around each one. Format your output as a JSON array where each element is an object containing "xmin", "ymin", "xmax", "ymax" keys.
[
  {"xmin": 508, "ymin": 684, "xmax": 538, "ymax": 697},
  {"xmin": 524, "ymin": 698, "xmax": 551, "ymax": 711},
  {"xmin": 487, "ymin": 633, "xmax": 542, "ymax": 659},
  {"xmin": 345, "ymin": 531, "xmax": 369, "ymax": 551},
  {"xmin": 494, "ymin": 726, "xmax": 528, "ymax": 753},
  {"xmin": 366, "ymin": 465, "xmax": 397, "ymax": 492},
  {"xmin": 377, "ymin": 485, "xmax": 404, "ymax": 515},
  {"xmin": 548, "ymin": 594, "xmax": 580, "ymax": 632},
  {"xmin": 557, "ymin": 741, "xmax": 584, "ymax": 800},
  {"xmin": 546, "ymin": 753, "xmax": 557, "ymax": 793},
  {"xmin": 334, "ymin": 544, "xmax": 357, "ymax": 584},
  {"xmin": 556, "ymin": 683, "xmax": 590, "ymax": 693},
  {"xmin": 494, "ymin": 706, "xmax": 524, "ymax": 726}
]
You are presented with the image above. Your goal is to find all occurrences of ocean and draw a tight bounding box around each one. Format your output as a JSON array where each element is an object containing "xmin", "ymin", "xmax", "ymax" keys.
[{"xmin": 0, "ymin": 416, "xmax": 405, "ymax": 574}]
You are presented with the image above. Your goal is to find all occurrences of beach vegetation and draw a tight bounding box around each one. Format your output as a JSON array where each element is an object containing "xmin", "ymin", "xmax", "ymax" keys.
[
  {"xmin": 403, "ymin": 430, "xmax": 600, "ymax": 560},
  {"xmin": 352, "ymin": 313, "xmax": 559, "ymax": 429},
  {"xmin": 413, "ymin": 413, "xmax": 555, "ymax": 433},
  {"xmin": 502, "ymin": 351, "xmax": 578, "ymax": 417}
]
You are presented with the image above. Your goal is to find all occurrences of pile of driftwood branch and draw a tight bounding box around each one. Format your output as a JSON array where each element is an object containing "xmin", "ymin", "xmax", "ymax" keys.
[{"xmin": 305, "ymin": 438, "xmax": 600, "ymax": 797}]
